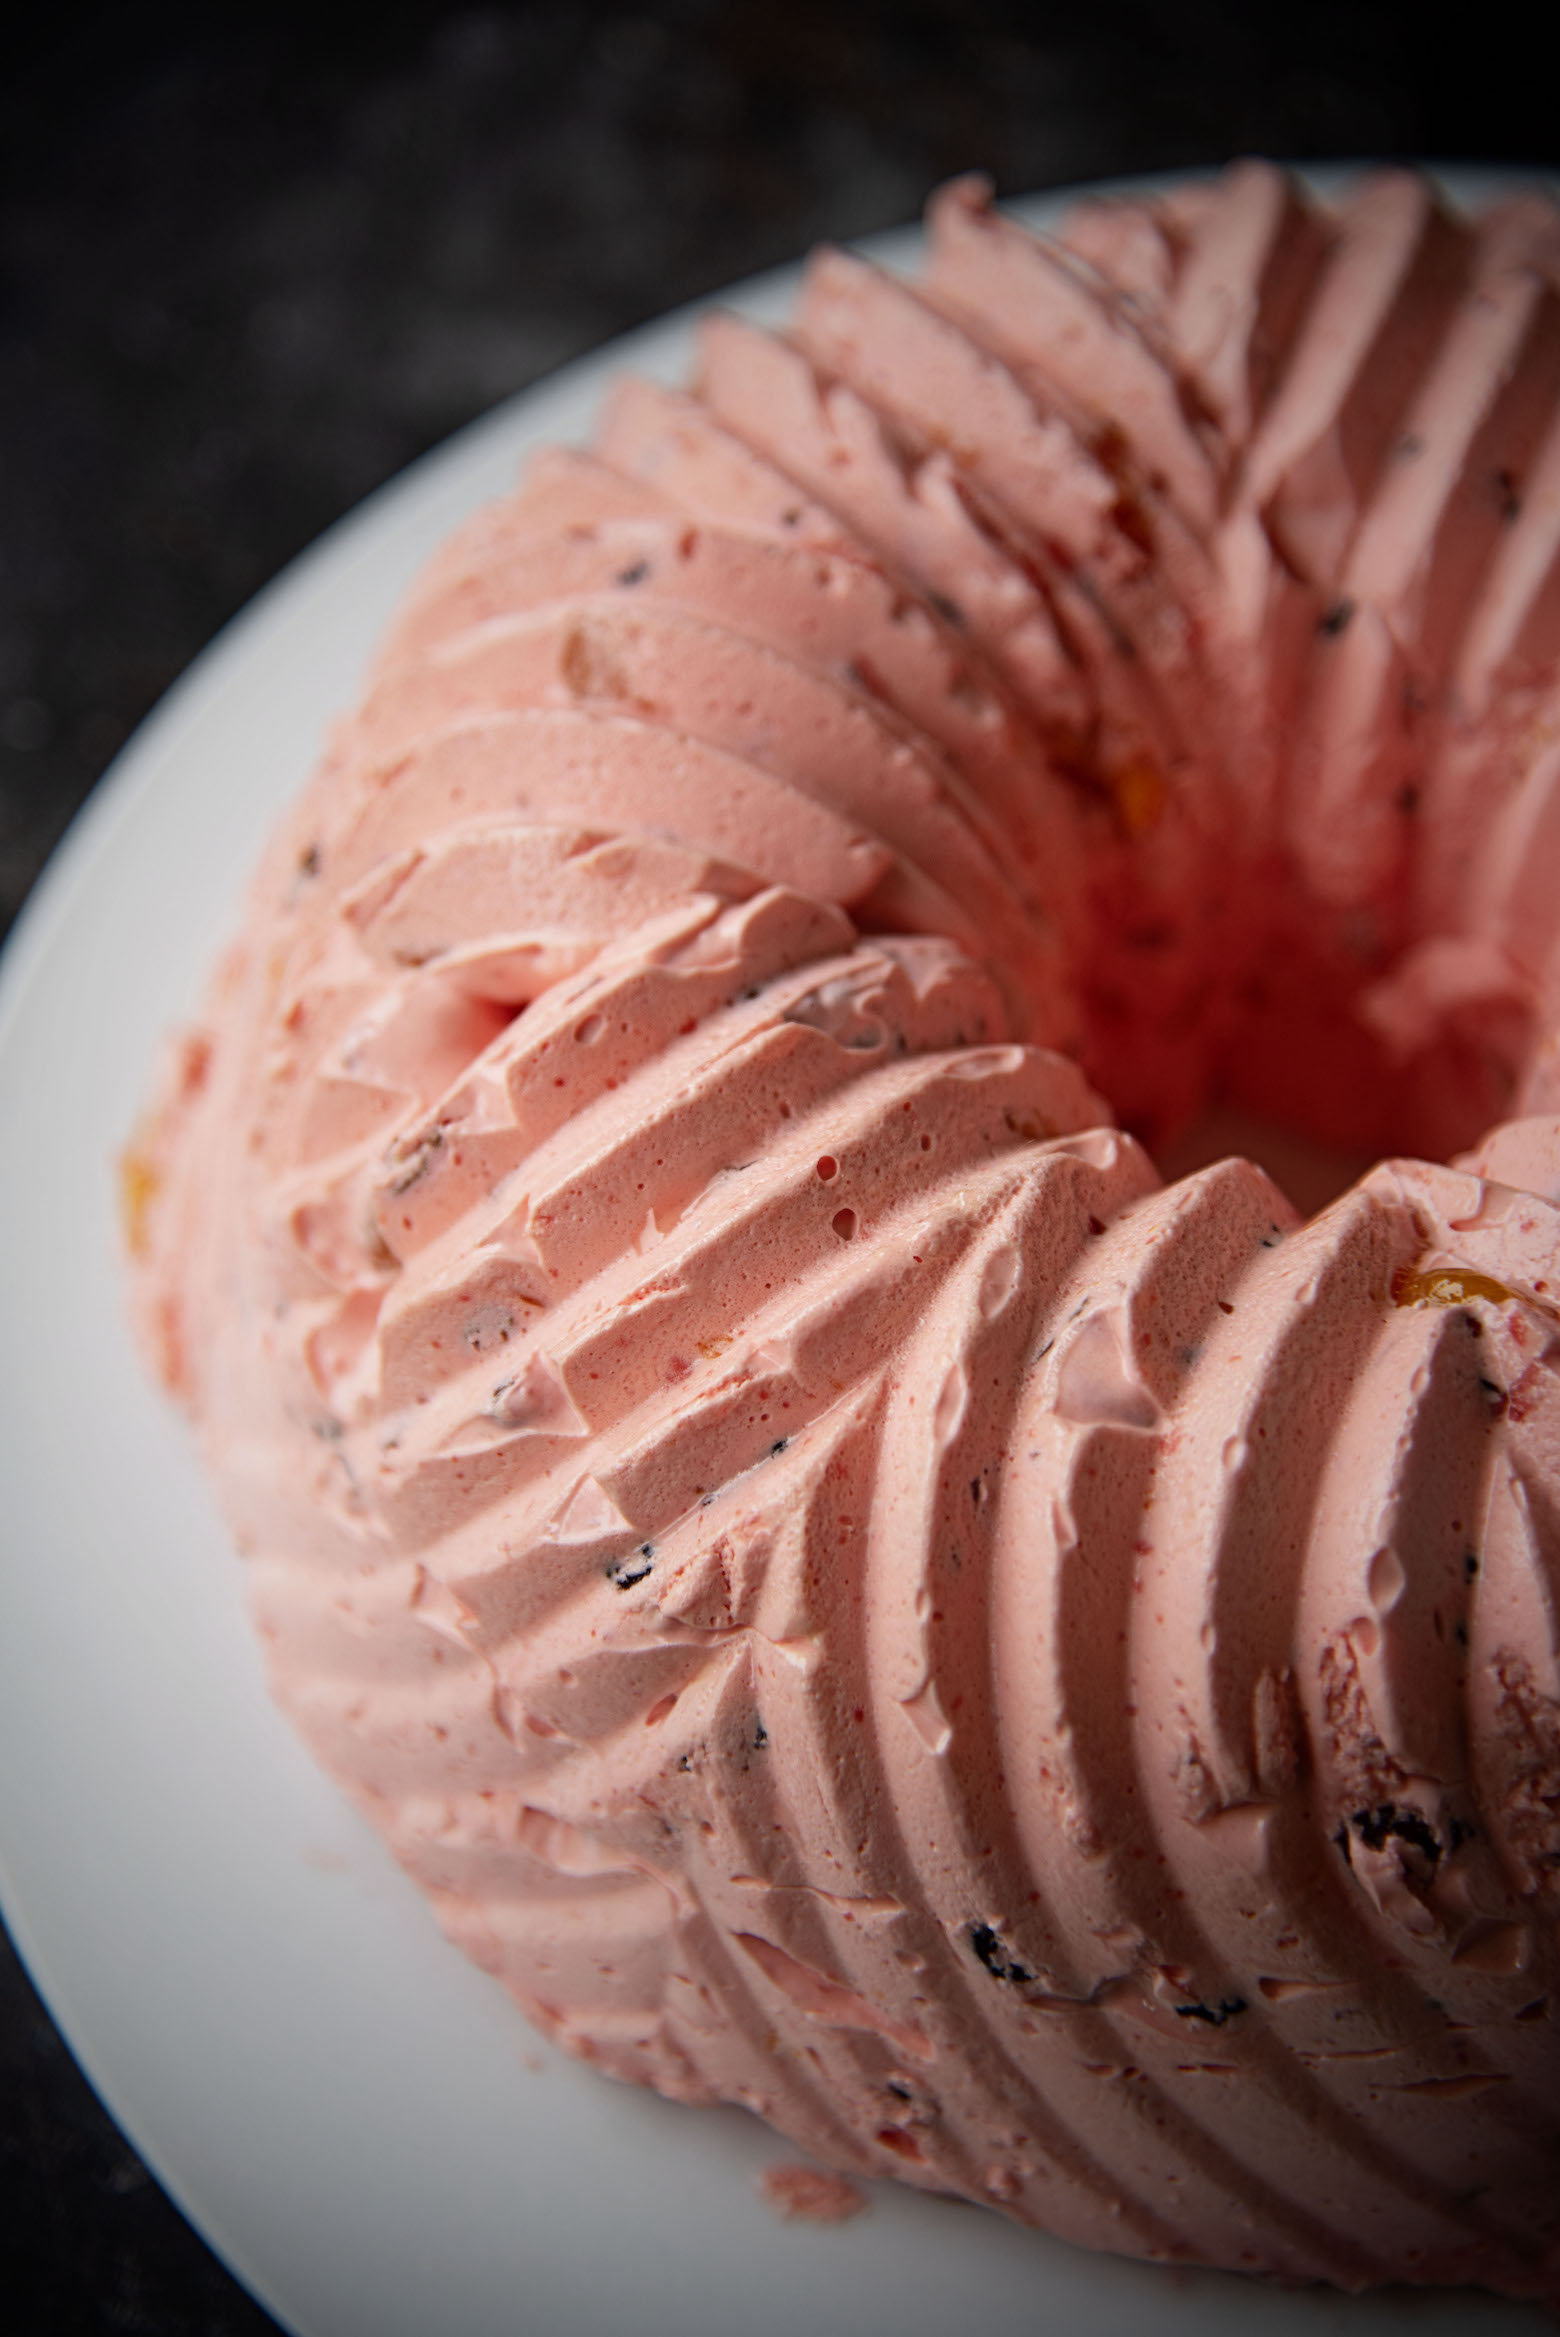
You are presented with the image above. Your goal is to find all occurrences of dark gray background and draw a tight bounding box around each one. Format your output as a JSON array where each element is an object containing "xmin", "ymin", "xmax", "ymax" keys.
[{"xmin": 1, "ymin": 3, "xmax": 1553, "ymax": 2328}]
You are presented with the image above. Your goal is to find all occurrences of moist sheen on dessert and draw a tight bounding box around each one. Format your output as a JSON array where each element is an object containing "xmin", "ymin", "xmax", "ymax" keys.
[{"xmin": 128, "ymin": 163, "xmax": 1560, "ymax": 2302}]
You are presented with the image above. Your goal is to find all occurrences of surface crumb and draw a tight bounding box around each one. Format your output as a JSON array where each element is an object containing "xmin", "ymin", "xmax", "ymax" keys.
[
  {"xmin": 760, "ymin": 2163, "xmax": 869, "ymax": 2225},
  {"xmin": 300, "ymin": 1846, "xmax": 349, "ymax": 1875}
]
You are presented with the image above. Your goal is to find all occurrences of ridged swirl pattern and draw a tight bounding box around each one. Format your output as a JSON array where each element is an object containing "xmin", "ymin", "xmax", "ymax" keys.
[{"xmin": 131, "ymin": 165, "xmax": 1560, "ymax": 2299}]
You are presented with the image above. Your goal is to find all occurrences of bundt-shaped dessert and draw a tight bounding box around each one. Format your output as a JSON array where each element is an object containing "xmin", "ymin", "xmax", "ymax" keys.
[{"xmin": 129, "ymin": 162, "xmax": 1560, "ymax": 2300}]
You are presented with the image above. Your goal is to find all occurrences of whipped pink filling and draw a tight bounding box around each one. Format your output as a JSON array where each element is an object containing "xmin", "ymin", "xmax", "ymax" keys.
[{"xmin": 131, "ymin": 164, "xmax": 1560, "ymax": 2301}]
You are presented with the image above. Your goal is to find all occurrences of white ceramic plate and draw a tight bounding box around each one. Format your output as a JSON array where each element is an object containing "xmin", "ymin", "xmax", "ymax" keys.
[{"xmin": 0, "ymin": 173, "xmax": 1552, "ymax": 2337}]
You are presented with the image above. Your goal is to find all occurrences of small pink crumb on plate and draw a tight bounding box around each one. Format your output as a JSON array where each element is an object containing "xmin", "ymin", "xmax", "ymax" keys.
[{"xmin": 760, "ymin": 2164, "xmax": 870, "ymax": 2226}]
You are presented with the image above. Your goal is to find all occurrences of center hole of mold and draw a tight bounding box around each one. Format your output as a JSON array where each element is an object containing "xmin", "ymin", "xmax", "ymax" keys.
[{"xmin": 1153, "ymin": 1101, "xmax": 1374, "ymax": 1219}]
